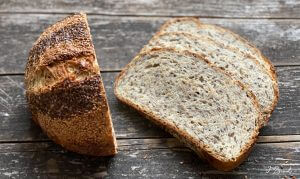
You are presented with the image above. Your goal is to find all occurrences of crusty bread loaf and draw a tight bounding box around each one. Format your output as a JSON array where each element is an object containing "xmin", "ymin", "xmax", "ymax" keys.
[
  {"xmin": 142, "ymin": 32, "xmax": 275, "ymax": 127},
  {"xmin": 25, "ymin": 13, "xmax": 117, "ymax": 156},
  {"xmin": 155, "ymin": 18, "xmax": 279, "ymax": 122},
  {"xmin": 115, "ymin": 48, "xmax": 261, "ymax": 171}
]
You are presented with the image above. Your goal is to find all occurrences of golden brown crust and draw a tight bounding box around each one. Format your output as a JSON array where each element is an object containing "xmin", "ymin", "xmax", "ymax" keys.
[
  {"xmin": 149, "ymin": 18, "xmax": 279, "ymax": 125},
  {"xmin": 27, "ymin": 22, "xmax": 91, "ymax": 67},
  {"xmin": 114, "ymin": 48, "xmax": 261, "ymax": 171},
  {"xmin": 25, "ymin": 13, "xmax": 94, "ymax": 88},
  {"xmin": 27, "ymin": 75, "xmax": 104, "ymax": 119},
  {"xmin": 35, "ymin": 99, "xmax": 117, "ymax": 156},
  {"xmin": 26, "ymin": 48, "xmax": 98, "ymax": 92},
  {"xmin": 25, "ymin": 12, "xmax": 117, "ymax": 156},
  {"xmin": 261, "ymin": 55, "xmax": 279, "ymax": 122}
]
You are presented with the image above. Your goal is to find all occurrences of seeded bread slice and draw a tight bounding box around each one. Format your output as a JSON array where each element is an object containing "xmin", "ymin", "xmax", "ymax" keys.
[
  {"xmin": 159, "ymin": 18, "xmax": 276, "ymax": 75},
  {"xmin": 155, "ymin": 18, "xmax": 279, "ymax": 121},
  {"xmin": 142, "ymin": 32, "xmax": 274, "ymax": 126},
  {"xmin": 115, "ymin": 48, "xmax": 261, "ymax": 171}
]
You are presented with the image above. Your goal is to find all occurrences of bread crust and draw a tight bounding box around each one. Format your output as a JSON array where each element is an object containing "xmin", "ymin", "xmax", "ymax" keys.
[
  {"xmin": 154, "ymin": 17, "xmax": 201, "ymax": 37},
  {"xmin": 27, "ymin": 75, "xmax": 104, "ymax": 119},
  {"xmin": 25, "ymin": 12, "xmax": 117, "ymax": 156},
  {"xmin": 115, "ymin": 48, "xmax": 261, "ymax": 171},
  {"xmin": 29, "ymin": 75, "xmax": 117, "ymax": 156},
  {"xmin": 148, "ymin": 18, "xmax": 279, "ymax": 125}
]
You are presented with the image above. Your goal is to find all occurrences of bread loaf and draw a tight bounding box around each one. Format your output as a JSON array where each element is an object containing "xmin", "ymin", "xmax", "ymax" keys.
[
  {"xmin": 115, "ymin": 48, "xmax": 261, "ymax": 171},
  {"xmin": 25, "ymin": 13, "xmax": 117, "ymax": 156}
]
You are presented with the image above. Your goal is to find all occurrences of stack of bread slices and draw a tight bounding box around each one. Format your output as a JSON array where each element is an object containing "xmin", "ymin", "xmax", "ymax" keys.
[{"xmin": 114, "ymin": 18, "xmax": 279, "ymax": 171}]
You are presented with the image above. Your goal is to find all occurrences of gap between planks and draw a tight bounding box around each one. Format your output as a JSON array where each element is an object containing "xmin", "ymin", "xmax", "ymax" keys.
[
  {"xmin": 0, "ymin": 135, "xmax": 299, "ymax": 144},
  {"xmin": 1, "ymin": 12, "xmax": 300, "ymax": 20}
]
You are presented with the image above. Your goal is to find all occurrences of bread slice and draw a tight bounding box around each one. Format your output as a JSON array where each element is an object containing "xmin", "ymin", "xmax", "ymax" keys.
[
  {"xmin": 142, "ymin": 32, "xmax": 274, "ymax": 127},
  {"xmin": 25, "ymin": 13, "xmax": 117, "ymax": 156},
  {"xmin": 155, "ymin": 18, "xmax": 279, "ymax": 121},
  {"xmin": 115, "ymin": 48, "xmax": 261, "ymax": 171}
]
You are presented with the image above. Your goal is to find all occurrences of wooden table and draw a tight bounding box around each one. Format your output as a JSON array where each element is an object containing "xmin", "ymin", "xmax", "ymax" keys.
[{"xmin": 0, "ymin": 1, "xmax": 300, "ymax": 178}]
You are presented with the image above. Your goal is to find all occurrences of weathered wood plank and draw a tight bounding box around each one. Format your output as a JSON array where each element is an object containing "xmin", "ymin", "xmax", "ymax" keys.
[
  {"xmin": 0, "ymin": 66, "xmax": 299, "ymax": 142},
  {"xmin": 258, "ymin": 135, "xmax": 300, "ymax": 143},
  {"xmin": 1, "ymin": 0, "xmax": 300, "ymax": 18},
  {"xmin": 0, "ymin": 140, "xmax": 299, "ymax": 178},
  {"xmin": 0, "ymin": 15, "xmax": 299, "ymax": 74}
]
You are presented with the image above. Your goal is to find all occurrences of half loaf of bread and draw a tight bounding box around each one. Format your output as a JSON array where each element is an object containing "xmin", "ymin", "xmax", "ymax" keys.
[
  {"xmin": 115, "ymin": 48, "xmax": 261, "ymax": 171},
  {"xmin": 25, "ymin": 13, "xmax": 117, "ymax": 156}
]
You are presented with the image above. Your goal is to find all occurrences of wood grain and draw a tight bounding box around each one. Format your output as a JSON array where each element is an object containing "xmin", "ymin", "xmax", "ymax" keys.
[
  {"xmin": 0, "ymin": 139, "xmax": 299, "ymax": 178},
  {"xmin": 0, "ymin": 67, "xmax": 299, "ymax": 142},
  {"xmin": 1, "ymin": 0, "xmax": 300, "ymax": 18},
  {"xmin": 0, "ymin": 14, "xmax": 299, "ymax": 74},
  {"xmin": 258, "ymin": 135, "xmax": 300, "ymax": 143}
]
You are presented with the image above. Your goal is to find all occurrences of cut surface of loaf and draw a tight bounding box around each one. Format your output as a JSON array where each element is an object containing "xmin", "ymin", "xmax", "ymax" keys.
[
  {"xmin": 143, "ymin": 32, "xmax": 274, "ymax": 126},
  {"xmin": 156, "ymin": 18, "xmax": 279, "ymax": 120},
  {"xmin": 25, "ymin": 12, "xmax": 117, "ymax": 156},
  {"xmin": 115, "ymin": 48, "xmax": 261, "ymax": 171}
]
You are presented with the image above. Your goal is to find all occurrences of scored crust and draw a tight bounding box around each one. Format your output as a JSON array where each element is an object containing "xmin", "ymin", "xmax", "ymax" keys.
[
  {"xmin": 148, "ymin": 18, "xmax": 279, "ymax": 125},
  {"xmin": 25, "ymin": 12, "xmax": 117, "ymax": 156},
  {"xmin": 114, "ymin": 48, "xmax": 261, "ymax": 171}
]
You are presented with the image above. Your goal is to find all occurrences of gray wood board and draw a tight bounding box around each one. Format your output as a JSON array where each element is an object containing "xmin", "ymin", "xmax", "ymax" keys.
[
  {"xmin": 0, "ymin": 67, "xmax": 300, "ymax": 142},
  {"xmin": 0, "ymin": 139, "xmax": 299, "ymax": 178},
  {"xmin": 1, "ymin": 0, "xmax": 300, "ymax": 18},
  {"xmin": 0, "ymin": 14, "xmax": 299, "ymax": 74}
]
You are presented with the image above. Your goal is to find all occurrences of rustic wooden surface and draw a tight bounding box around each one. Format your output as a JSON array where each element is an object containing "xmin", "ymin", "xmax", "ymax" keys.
[
  {"xmin": 1, "ymin": 14, "xmax": 300, "ymax": 74},
  {"xmin": 1, "ymin": 0, "xmax": 300, "ymax": 18},
  {"xmin": 0, "ymin": 0, "xmax": 300, "ymax": 178}
]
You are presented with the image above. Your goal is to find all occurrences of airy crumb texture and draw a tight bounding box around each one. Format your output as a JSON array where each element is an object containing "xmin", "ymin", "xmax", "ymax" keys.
[
  {"xmin": 157, "ymin": 18, "xmax": 279, "ymax": 122},
  {"xmin": 144, "ymin": 32, "xmax": 275, "ymax": 124},
  {"xmin": 115, "ymin": 48, "xmax": 260, "ymax": 170}
]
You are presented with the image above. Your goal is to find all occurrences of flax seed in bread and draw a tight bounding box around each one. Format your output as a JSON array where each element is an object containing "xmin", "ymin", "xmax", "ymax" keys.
[{"xmin": 155, "ymin": 18, "xmax": 279, "ymax": 122}]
